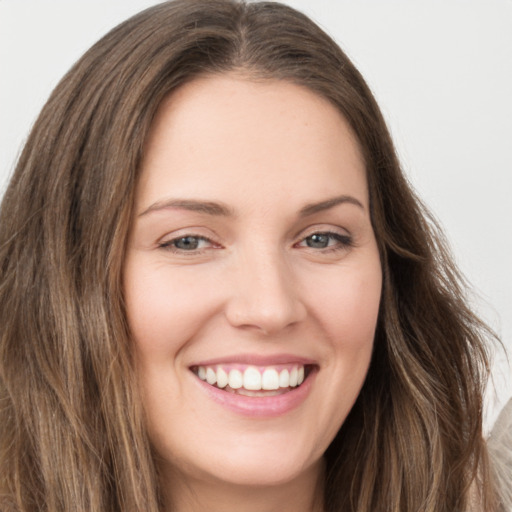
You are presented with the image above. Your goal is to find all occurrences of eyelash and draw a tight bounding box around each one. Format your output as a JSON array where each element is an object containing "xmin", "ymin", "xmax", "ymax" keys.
[
  {"xmin": 296, "ymin": 232, "xmax": 353, "ymax": 252},
  {"xmin": 158, "ymin": 231, "xmax": 353, "ymax": 255},
  {"xmin": 158, "ymin": 235, "xmax": 214, "ymax": 253}
]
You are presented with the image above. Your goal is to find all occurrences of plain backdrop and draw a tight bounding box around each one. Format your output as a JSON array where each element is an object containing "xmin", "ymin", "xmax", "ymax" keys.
[{"xmin": 1, "ymin": 0, "xmax": 511, "ymax": 429}]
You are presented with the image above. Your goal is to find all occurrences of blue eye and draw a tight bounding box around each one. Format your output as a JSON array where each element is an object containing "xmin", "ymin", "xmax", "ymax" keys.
[
  {"xmin": 305, "ymin": 233, "xmax": 331, "ymax": 249},
  {"xmin": 160, "ymin": 235, "xmax": 212, "ymax": 252},
  {"xmin": 174, "ymin": 236, "xmax": 202, "ymax": 250},
  {"xmin": 300, "ymin": 232, "xmax": 352, "ymax": 250}
]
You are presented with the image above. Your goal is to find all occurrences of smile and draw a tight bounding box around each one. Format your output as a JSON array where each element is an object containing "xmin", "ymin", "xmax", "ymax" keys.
[
  {"xmin": 190, "ymin": 360, "xmax": 317, "ymax": 417},
  {"xmin": 192, "ymin": 364, "xmax": 308, "ymax": 395}
]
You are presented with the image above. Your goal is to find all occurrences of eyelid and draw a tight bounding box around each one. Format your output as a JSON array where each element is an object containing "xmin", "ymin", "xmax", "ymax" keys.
[
  {"xmin": 157, "ymin": 230, "xmax": 222, "ymax": 254},
  {"xmin": 156, "ymin": 224, "xmax": 353, "ymax": 254},
  {"xmin": 160, "ymin": 234, "xmax": 209, "ymax": 247},
  {"xmin": 293, "ymin": 225, "xmax": 354, "ymax": 254},
  {"xmin": 297, "ymin": 232, "xmax": 352, "ymax": 246},
  {"xmin": 294, "ymin": 223, "xmax": 352, "ymax": 241}
]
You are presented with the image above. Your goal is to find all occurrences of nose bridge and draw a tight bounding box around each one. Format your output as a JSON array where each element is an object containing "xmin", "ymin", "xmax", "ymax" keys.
[{"xmin": 225, "ymin": 242, "xmax": 305, "ymax": 334}]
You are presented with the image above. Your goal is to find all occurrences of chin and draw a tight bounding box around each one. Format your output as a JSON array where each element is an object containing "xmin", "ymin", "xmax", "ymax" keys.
[
  {"xmin": 155, "ymin": 427, "xmax": 325, "ymax": 491},
  {"xmin": 214, "ymin": 451, "xmax": 317, "ymax": 487}
]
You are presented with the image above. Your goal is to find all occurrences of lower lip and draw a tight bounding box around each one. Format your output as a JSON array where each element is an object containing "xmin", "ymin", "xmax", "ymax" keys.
[{"xmin": 193, "ymin": 370, "xmax": 316, "ymax": 418}]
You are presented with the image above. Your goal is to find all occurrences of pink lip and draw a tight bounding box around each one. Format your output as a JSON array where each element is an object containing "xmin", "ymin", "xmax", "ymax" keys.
[
  {"xmin": 192, "ymin": 366, "xmax": 317, "ymax": 418},
  {"xmin": 191, "ymin": 353, "xmax": 316, "ymax": 367}
]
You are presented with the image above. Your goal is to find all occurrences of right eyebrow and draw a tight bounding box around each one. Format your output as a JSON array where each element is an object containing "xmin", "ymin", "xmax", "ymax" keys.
[
  {"xmin": 298, "ymin": 195, "xmax": 365, "ymax": 217},
  {"xmin": 138, "ymin": 198, "xmax": 235, "ymax": 217}
]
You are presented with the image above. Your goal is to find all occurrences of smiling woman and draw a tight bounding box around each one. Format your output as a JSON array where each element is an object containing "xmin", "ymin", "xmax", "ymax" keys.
[
  {"xmin": 123, "ymin": 77, "xmax": 382, "ymax": 506},
  {"xmin": 0, "ymin": 1, "xmax": 506, "ymax": 511}
]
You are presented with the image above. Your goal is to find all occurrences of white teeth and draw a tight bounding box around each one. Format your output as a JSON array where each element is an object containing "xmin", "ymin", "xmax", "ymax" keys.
[
  {"xmin": 195, "ymin": 364, "xmax": 308, "ymax": 391},
  {"xmin": 279, "ymin": 369, "xmax": 290, "ymax": 388},
  {"xmin": 289, "ymin": 367, "xmax": 298, "ymax": 387},
  {"xmin": 206, "ymin": 367, "xmax": 217, "ymax": 385},
  {"xmin": 243, "ymin": 367, "xmax": 262, "ymax": 390},
  {"xmin": 217, "ymin": 367, "xmax": 229, "ymax": 388},
  {"xmin": 261, "ymin": 369, "xmax": 279, "ymax": 390},
  {"xmin": 228, "ymin": 369, "xmax": 243, "ymax": 389},
  {"xmin": 297, "ymin": 366, "xmax": 305, "ymax": 385}
]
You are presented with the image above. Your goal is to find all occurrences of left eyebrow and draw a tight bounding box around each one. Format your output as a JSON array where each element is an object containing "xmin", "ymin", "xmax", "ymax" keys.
[
  {"xmin": 298, "ymin": 195, "xmax": 365, "ymax": 217},
  {"xmin": 138, "ymin": 198, "xmax": 235, "ymax": 217}
]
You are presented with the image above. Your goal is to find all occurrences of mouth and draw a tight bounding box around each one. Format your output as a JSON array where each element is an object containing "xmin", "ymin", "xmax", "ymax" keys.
[{"xmin": 190, "ymin": 363, "xmax": 315, "ymax": 397}]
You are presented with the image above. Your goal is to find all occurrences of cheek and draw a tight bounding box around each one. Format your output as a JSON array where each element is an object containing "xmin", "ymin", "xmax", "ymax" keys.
[
  {"xmin": 297, "ymin": 260, "xmax": 381, "ymax": 447},
  {"xmin": 123, "ymin": 258, "xmax": 221, "ymax": 357},
  {"xmin": 304, "ymin": 260, "xmax": 382, "ymax": 347}
]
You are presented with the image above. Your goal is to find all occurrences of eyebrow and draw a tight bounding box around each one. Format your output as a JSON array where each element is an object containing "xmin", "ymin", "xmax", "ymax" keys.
[
  {"xmin": 139, "ymin": 194, "xmax": 364, "ymax": 218},
  {"xmin": 299, "ymin": 195, "xmax": 365, "ymax": 216},
  {"xmin": 139, "ymin": 198, "xmax": 235, "ymax": 217}
]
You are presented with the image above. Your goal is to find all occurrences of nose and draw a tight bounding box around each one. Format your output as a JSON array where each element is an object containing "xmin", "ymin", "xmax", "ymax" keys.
[{"xmin": 224, "ymin": 247, "xmax": 307, "ymax": 335}]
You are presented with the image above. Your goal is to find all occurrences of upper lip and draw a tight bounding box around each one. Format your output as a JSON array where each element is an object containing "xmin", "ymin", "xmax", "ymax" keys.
[{"xmin": 190, "ymin": 353, "xmax": 317, "ymax": 367}]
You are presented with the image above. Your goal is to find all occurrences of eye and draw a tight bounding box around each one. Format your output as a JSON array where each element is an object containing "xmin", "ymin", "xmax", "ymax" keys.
[
  {"xmin": 159, "ymin": 235, "xmax": 214, "ymax": 252},
  {"xmin": 297, "ymin": 232, "xmax": 352, "ymax": 251}
]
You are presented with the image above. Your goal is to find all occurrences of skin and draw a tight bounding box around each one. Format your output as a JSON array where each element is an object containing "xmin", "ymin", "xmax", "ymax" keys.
[{"xmin": 123, "ymin": 75, "xmax": 382, "ymax": 512}]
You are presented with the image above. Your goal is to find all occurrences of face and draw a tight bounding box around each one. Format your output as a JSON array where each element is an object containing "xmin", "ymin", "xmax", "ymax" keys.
[{"xmin": 124, "ymin": 76, "xmax": 382, "ymax": 495}]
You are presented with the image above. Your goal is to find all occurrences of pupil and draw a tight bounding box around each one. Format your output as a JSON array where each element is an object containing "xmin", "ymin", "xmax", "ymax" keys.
[
  {"xmin": 307, "ymin": 234, "xmax": 329, "ymax": 248},
  {"xmin": 175, "ymin": 236, "xmax": 199, "ymax": 250}
]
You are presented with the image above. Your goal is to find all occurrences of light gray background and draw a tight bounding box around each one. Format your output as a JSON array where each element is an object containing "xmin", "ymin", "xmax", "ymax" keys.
[{"xmin": 1, "ymin": 0, "xmax": 511, "ymax": 429}]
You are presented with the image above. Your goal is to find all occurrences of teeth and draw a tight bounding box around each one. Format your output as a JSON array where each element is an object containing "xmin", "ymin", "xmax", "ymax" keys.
[
  {"xmin": 289, "ymin": 367, "xmax": 298, "ymax": 387},
  {"xmin": 298, "ymin": 366, "xmax": 305, "ymax": 385},
  {"xmin": 261, "ymin": 369, "xmax": 279, "ymax": 390},
  {"xmin": 243, "ymin": 367, "xmax": 261, "ymax": 390},
  {"xmin": 195, "ymin": 364, "xmax": 308, "ymax": 391},
  {"xmin": 217, "ymin": 367, "xmax": 229, "ymax": 388},
  {"xmin": 228, "ymin": 369, "xmax": 243, "ymax": 389},
  {"xmin": 279, "ymin": 369, "xmax": 290, "ymax": 388},
  {"xmin": 206, "ymin": 367, "xmax": 217, "ymax": 385}
]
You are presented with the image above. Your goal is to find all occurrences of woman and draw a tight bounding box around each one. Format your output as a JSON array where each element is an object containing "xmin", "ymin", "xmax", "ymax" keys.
[{"xmin": 0, "ymin": 1, "xmax": 505, "ymax": 510}]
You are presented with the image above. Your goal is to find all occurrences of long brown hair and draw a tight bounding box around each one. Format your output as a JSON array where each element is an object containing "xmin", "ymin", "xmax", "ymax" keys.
[{"xmin": 0, "ymin": 1, "xmax": 498, "ymax": 510}]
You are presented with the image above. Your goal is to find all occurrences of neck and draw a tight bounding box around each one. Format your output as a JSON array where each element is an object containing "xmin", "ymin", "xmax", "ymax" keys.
[{"xmin": 160, "ymin": 458, "xmax": 325, "ymax": 512}]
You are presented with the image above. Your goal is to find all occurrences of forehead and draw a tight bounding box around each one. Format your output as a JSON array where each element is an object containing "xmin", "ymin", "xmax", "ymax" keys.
[{"xmin": 138, "ymin": 75, "xmax": 368, "ymax": 214}]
